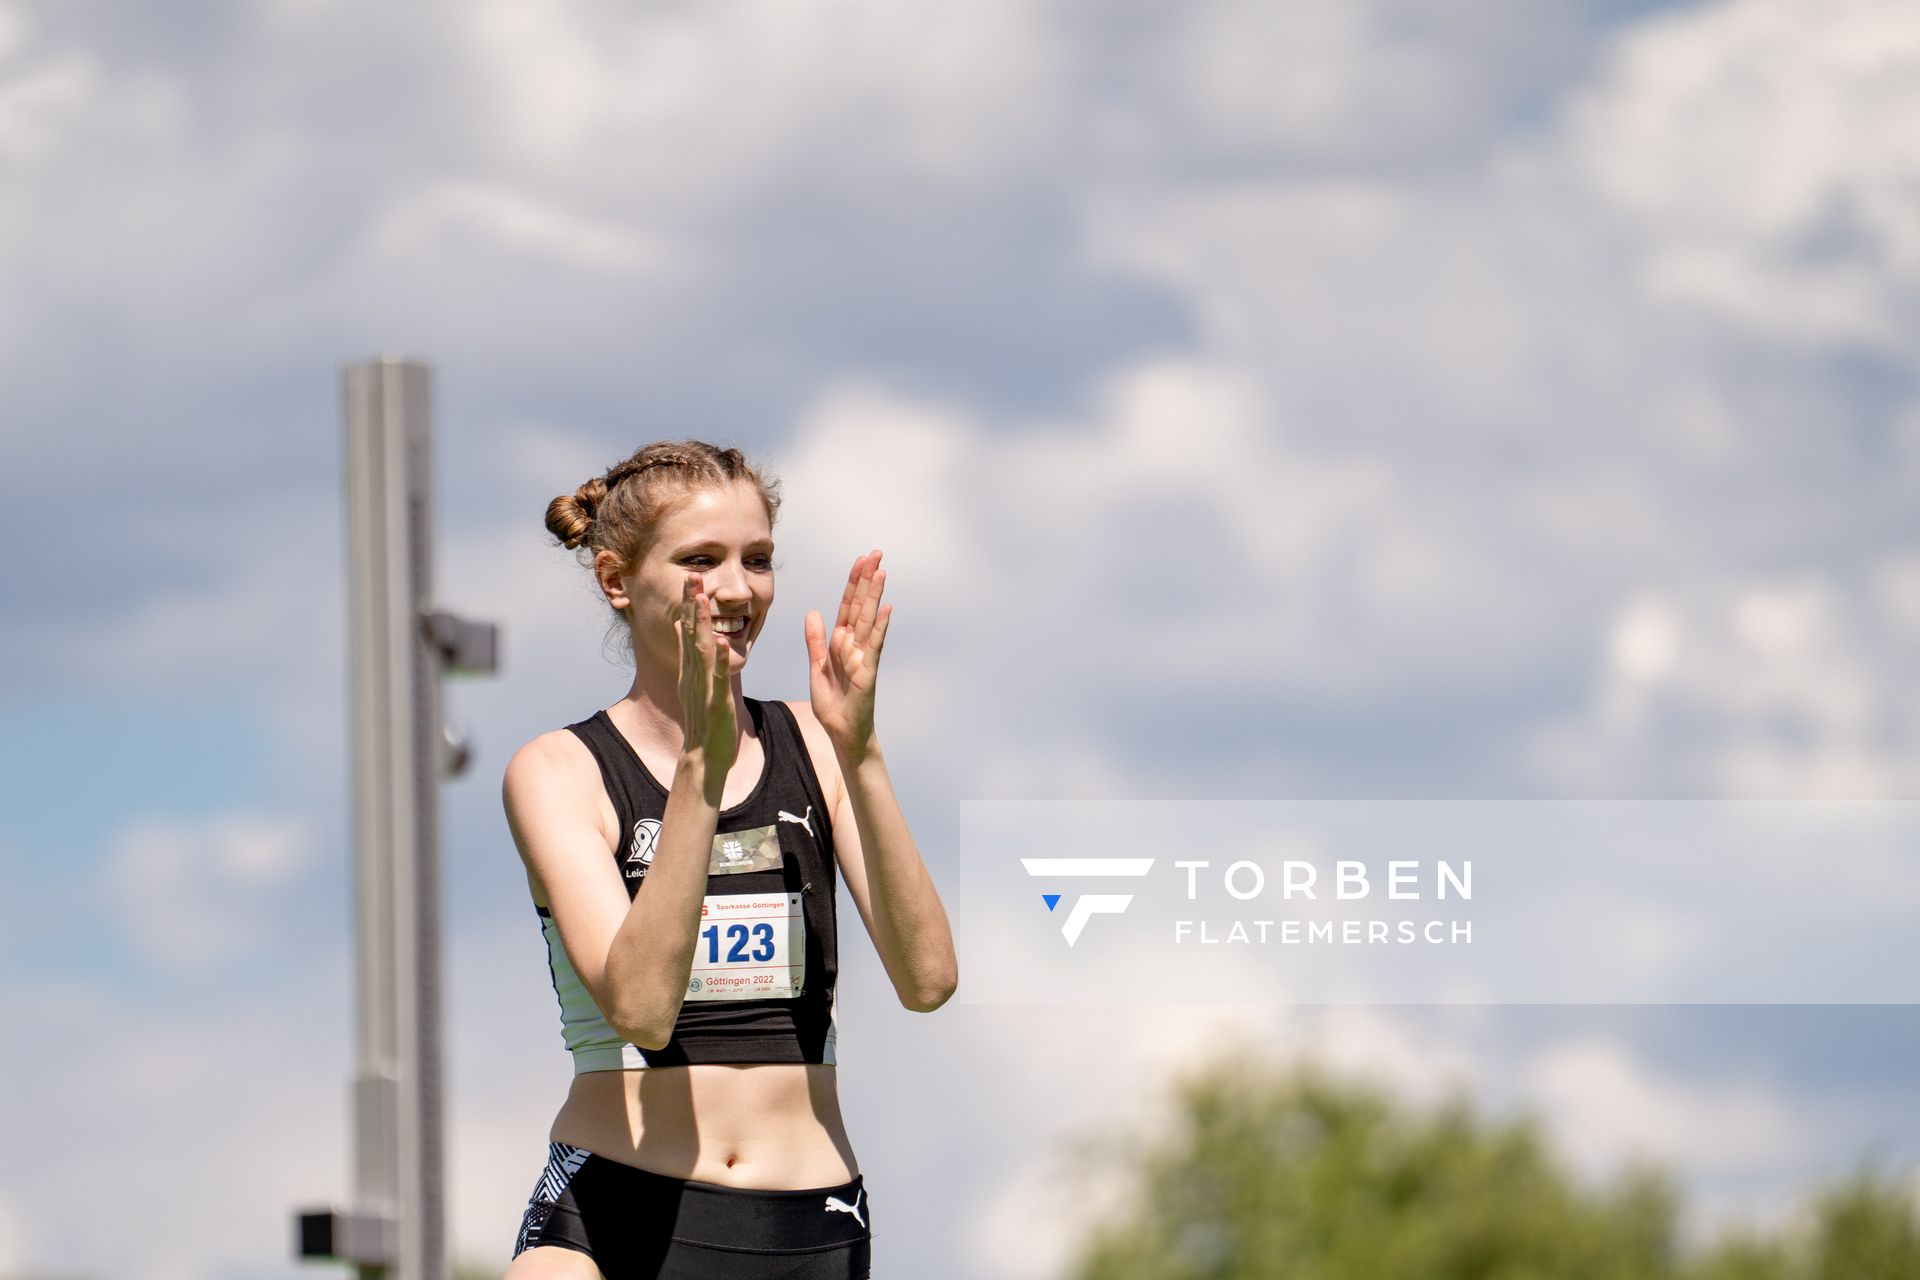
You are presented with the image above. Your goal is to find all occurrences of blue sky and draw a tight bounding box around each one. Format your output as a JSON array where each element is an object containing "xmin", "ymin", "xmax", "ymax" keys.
[{"xmin": 3, "ymin": 0, "xmax": 1919, "ymax": 1276}]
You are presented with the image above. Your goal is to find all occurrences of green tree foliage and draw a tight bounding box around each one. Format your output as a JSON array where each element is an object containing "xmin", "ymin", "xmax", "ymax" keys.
[
  {"xmin": 1802, "ymin": 1168, "xmax": 1920, "ymax": 1279},
  {"xmin": 1065, "ymin": 1053, "xmax": 1919, "ymax": 1280}
]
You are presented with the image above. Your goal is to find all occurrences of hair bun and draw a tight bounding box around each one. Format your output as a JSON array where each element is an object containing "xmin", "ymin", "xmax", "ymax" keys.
[{"xmin": 544, "ymin": 477, "xmax": 608, "ymax": 550}]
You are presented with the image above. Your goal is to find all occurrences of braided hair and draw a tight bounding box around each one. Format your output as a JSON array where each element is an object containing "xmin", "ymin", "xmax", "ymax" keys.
[{"xmin": 545, "ymin": 437, "xmax": 781, "ymax": 581}]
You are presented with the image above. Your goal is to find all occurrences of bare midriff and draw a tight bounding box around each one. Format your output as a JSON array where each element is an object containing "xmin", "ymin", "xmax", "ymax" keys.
[{"xmin": 549, "ymin": 1062, "xmax": 858, "ymax": 1190}]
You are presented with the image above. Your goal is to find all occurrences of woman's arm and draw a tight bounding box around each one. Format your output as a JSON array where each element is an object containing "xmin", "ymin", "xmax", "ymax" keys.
[
  {"xmin": 802, "ymin": 550, "xmax": 959, "ymax": 1011},
  {"xmin": 502, "ymin": 736, "xmax": 719, "ymax": 1048},
  {"xmin": 836, "ymin": 744, "xmax": 957, "ymax": 1010},
  {"xmin": 791, "ymin": 706, "xmax": 958, "ymax": 1011},
  {"xmin": 503, "ymin": 574, "xmax": 738, "ymax": 1050}
]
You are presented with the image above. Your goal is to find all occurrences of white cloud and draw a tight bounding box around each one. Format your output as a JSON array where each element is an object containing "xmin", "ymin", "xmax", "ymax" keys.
[
  {"xmin": 365, "ymin": 180, "xmax": 682, "ymax": 278},
  {"xmin": 1610, "ymin": 596, "xmax": 1682, "ymax": 679},
  {"xmin": 768, "ymin": 348, "xmax": 1622, "ymax": 744},
  {"xmin": 1148, "ymin": 0, "xmax": 1560, "ymax": 163},
  {"xmin": 1527, "ymin": 1036, "xmax": 1804, "ymax": 1184},
  {"xmin": 465, "ymin": 0, "xmax": 1068, "ymax": 207},
  {"xmin": 0, "ymin": 970, "xmax": 349, "ymax": 1280},
  {"xmin": 1874, "ymin": 554, "xmax": 1920, "ymax": 638},
  {"xmin": 0, "ymin": 3, "xmax": 24, "ymax": 64},
  {"xmin": 0, "ymin": 1191, "xmax": 19, "ymax": 1276},
  {"xmin": 98, "ymin": 812, "xmax": 312, "ymax": 967},
  {"xmin": 1532, "ymin": 563, "xmax": 1920, "ymax": 803},
  {"xmin": 778, "ymin": 384, "xmax": 985, "ymax": 597},
  {"xmin": 0, "ymin": 54, "xmax": 96, "ymax": 161},
  {"xmin": 1570, "ymin": 0, "xmax": 1920, "ymax": 347}
]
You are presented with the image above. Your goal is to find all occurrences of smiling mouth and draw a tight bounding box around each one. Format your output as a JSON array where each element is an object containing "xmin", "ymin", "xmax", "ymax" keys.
[{"xmin": 712, "ymin": 616, "xmax": 748, "ymax": 636}]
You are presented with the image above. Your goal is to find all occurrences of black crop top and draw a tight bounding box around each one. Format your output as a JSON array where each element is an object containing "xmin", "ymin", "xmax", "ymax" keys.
[{"xmin": 535, "ymin": 697, "xmax": 840, "ymax": 1070}]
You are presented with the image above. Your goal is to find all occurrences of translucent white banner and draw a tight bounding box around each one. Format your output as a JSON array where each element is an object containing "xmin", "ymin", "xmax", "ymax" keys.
[{"xmin": 956, "ymin": 799, "xmax": 1920, "ymax": 1004}]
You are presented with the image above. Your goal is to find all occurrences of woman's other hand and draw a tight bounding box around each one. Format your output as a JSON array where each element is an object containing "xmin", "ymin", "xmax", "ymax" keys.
[{"xmin": 805, "ymin": 550, "xmax": 891, "ymax": 760}]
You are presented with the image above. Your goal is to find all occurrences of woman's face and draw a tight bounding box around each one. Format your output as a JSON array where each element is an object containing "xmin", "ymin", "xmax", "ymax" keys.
[{"xmin": 614, "ymin": 478, "xmax": 775, "ymax": 680}]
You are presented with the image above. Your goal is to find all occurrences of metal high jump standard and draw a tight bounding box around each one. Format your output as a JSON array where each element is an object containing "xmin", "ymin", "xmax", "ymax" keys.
[{"xmin": 295, "ymin": 358, "xmax": 499, "ymax": 1280}]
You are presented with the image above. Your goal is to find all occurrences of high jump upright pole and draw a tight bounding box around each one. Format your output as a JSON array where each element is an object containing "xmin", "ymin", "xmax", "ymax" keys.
[{"xmin": 297, "ymin": 358, "xmax": 498, "ymax": 1280}]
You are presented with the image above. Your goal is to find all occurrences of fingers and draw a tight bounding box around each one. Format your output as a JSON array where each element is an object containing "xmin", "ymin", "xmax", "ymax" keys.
[
  {"xmin": 680, "ymin": 573, "xmax": 699, "ymax": 622},
  {"xmin": 853, "ymin": 567, "xmax": 884, "ymax": 645},
  {"xmin": 820, "ymin": 552, "xmax": 889, "ymax": 680},
  {"xmin": 804, "ymin": 609, "xmax": 826, "ymax": 670},
  {"xmin": 681, "ymin": 573, "xmax": 718, "ymax": 671},
  {"xmin": 834, "ymin": 553, "xmax": 864, "ymax": 633},
  {"xmin": 694, "ymin": 578, "xmax": 728, "ymax": 677},
  {"xmin": 842, "ymin": 550, "xmax": 882, "ymax": 639},
  {"xmin": 868, "ymin": 601, "xmax": 892, "ymax": 659},
  {"xmin": 677, "ymin": 576, "xmax": 696, "ymax": 660},
  {"xmin": 675, "ymin": 577, "xmax": 704, "ymax": 730}
]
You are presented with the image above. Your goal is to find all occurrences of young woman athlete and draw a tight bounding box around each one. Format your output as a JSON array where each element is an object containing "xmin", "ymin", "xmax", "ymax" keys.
[{"xmin": 500, "ymin": 441, "xmax": 958, "ymax": 1278}]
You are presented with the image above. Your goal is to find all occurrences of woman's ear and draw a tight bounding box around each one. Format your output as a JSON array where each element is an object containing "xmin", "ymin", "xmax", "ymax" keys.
[{"xmin": 594, "ymin": 550, "xmax": 631, "ymax": 610}]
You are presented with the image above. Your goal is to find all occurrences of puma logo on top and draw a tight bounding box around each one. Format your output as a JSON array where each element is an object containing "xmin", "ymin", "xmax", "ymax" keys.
[
  {"xmin": 778, "ymin": 806, "xmax": 814, "ymax": 838},
  {"xmin": 823, "ymin": 1186, "xmax": 865, "ymax": 1229}
]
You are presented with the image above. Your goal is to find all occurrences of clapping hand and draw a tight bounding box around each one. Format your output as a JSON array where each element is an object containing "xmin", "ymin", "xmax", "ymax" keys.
[
  {"xmin": 677, "ymin": 573, "xmax": 738, "ymax": 773},
  {"xmin": 805, "ymin": 550, "xmax": 891, "ymax": 758}
]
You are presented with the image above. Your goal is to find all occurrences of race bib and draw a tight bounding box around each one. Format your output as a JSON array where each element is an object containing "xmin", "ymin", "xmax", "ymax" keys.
[{"xmin": 687, "ymin": 892, "xmax": 806, "ymax": 1001}]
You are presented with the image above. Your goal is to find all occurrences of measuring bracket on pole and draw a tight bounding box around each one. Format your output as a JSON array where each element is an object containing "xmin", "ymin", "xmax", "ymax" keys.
[
  {"xmin": 423, "ymin": 610, "xmax": 499, "ymax": 677},
  {"xmin": 296, "ymin": 1208, "xmax": 396, "ymax": 1268}
]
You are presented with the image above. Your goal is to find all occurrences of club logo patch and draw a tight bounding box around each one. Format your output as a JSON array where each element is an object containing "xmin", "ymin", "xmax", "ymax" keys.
[{"xmin": 626, "ymin": 819, "xmax": 660, "ymax": 878}]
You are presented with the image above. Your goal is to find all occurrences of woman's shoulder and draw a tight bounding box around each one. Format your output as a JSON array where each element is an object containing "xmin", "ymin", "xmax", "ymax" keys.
[
  {"xmin": 501, "ymin": 723, "xmax": 600, "ymax": 804},
  {"xmin": 774, "ymin": 700, "xmax": 845, "ymax": 808},
  {"xmin": 774, "ymin": 698, "xmax": 825, "ymax": 744},
  {"xmin": 501, "ymin": 724, "xmax": 618, "ymax": 858}
]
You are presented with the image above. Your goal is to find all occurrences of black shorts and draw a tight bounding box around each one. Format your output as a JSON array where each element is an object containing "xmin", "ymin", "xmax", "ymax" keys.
[{"xmin": 513, "ymin": 1142, "xmax": 873, "ymax": 1279}]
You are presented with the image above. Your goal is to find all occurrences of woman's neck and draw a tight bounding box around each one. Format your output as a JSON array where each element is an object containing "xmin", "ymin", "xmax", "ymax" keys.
[{"xmin": 615, "ymin": 666, "xmax": 749, "ymax": 756}]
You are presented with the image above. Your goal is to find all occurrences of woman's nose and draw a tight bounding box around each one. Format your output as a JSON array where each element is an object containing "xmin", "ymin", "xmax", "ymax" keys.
[{"xmin": 706, "ymin": 559, "xmax": 751, "ymax": 601}]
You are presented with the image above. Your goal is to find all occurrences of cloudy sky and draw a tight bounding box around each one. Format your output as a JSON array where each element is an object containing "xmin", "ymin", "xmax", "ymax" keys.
[{"xmin": 4, "ymin": 0, "xmax": 1919, "ymax": 1276}]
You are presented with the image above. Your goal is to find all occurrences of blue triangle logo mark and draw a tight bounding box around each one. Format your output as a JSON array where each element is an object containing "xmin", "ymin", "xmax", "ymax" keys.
[{"xmin": 1043, "ymin": 894, "xmax": 1061, "ymax": 912}]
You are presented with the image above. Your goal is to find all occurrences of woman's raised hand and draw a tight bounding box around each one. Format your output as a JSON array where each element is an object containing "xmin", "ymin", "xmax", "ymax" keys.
[
  {"xmin": 805, "ymin": 550, "xmax": 892, "ymax": 758},
  {"xmin": 677, "ymin": 574, "xmax": 739, "ymax": 774}
]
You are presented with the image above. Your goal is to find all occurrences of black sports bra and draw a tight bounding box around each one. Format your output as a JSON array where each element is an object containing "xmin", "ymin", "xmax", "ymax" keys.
[{"xmin": 533, "ymin": 698, "xmax": 840, "ymax": 1070}]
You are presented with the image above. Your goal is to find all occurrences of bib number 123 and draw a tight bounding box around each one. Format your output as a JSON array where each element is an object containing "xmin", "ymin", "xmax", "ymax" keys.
[{"xmin": 686, "ymin": 893, "xmax": 805, "ymax": 1001}]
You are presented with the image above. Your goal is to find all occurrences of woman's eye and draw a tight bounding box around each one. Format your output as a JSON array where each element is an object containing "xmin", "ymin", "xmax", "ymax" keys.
[{"xmin": 678, "ymin": 553, "xmax": 771, "ymax": 569}]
